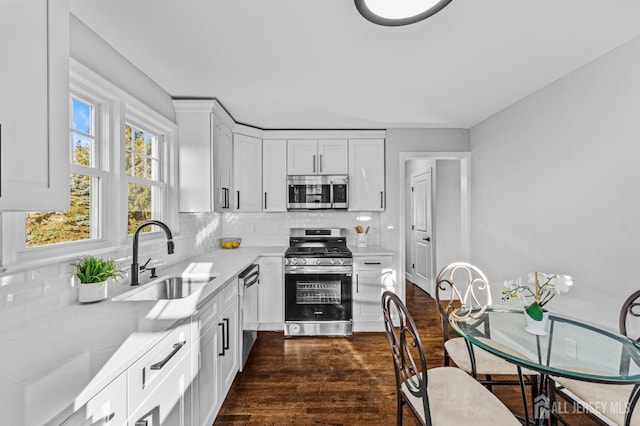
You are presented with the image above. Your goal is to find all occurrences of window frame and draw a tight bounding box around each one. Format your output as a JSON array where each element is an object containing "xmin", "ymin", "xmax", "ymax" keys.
[{"xmin": 0, "ymin": 60, "xmax": 178, "ymax": 268}]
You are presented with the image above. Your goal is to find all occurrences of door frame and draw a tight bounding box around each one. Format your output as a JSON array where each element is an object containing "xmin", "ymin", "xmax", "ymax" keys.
[{"xmin": 398, "ymin": 152, "xmax": 471, "ymax": 296}]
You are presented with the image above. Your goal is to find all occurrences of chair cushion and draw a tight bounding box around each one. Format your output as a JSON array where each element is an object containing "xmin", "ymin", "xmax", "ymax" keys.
[
  {"xmin": 401, "ymin": 367, "xmax": 520, "ymax": 425},
  {"xmin": 445, "ymin": 337, "xmax": 538, "ymax": 376},
  {"xmin": 554, "ymin": 377, "xmax": 639, "ymax": 425}
]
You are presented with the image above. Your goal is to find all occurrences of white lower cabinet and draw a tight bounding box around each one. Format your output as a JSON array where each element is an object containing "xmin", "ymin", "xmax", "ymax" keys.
[
  {"xmin": 193, "ymin": 279, "xmax": 239, "ymax": 426},
  {"xmin": 257, "ymin": 256, "xmax": 284, "ymax": 330},
  {"xmin": 353, "ymin": 256, "xmax": 394, "ymax": 331},
  {"xmin": 60, "ymin": 374, "xmax": 127, "ymax": 426},
  {"xmin": 127, "ymin": 320, "xmax": 194, "ymax": 426}
]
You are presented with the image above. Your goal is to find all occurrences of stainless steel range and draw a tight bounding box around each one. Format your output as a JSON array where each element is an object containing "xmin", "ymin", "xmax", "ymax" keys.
[{"xmin": 284, "ymin": 228, "xmax": 353, "ymax": 337}]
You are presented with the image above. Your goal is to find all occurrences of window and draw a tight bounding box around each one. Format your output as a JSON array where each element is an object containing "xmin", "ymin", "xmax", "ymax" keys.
[
  {"xmin": 124, "ymin": 122, "xmax": 165, "ymax": 234},
  {"xmin": 24, "ymin": 95, "xmax": 102, "ymax": 246},
  {"xmin": 1, "ymin": 63, "xmax": 177, "ymax": 268}
]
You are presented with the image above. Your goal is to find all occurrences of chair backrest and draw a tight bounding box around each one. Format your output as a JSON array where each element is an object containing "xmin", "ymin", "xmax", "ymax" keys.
[
  {"xmin": 381, "ymin": 291, "xmax": 430, "ymax": 425},
  {"xmin": 619, "ymin": 289, "xmax": 640, "ymax": 341},
  {"xmin": 435, "ymin": 262, "xmax": 492, "ymax": 342}
]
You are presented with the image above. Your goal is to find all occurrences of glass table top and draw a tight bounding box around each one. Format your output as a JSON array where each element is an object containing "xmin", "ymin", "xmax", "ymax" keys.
[{"xmin": 449, "ymin": 305, "xmax": 640, "ymax": 384}]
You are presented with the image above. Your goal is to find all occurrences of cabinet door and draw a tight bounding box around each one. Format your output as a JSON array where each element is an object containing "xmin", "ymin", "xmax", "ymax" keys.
[
  {"xmin": 0, "ymin": 0, "xmax": 69, "ymax": 211},
  {"xmin": 217, "ymin": 299, "xmax": 239, "ymax": 399},
  {"xmin": 60, "ymin": 374, "xmax": 127, "ymax": 426},
  {"xmin": 348, "ymin": 139, "xmax": 385, "ymax": 211},
  {"xmin": 317, "ymin": 140, "xmax": 348, "ymax": 175},
  {"xmin": 175, "ymin": 100, "xmax": 215, "ymax": 212},
  {"xmin": 196, "ymin": 321, "xmax": 219, "ymax": 426},
  {"xmin": 233, "ymin": 134, "xmax": 262, "ymax": 212},
  {"xmin": 287, "ymin": 139, "xmax": 317, "ymax": 175},
  {"xmin": 262, "ymin": 140, "xmax": 287, "ymax": 212},
  {"xmin": 258, "ymin": 257, "xmax": 284, "ymax": 329},
  {"xmin": 128, "ymin": 352, "xmax": 191, "ymax": 426},
  {"xmin": 353, "ymin": 256, "xmax": 393, "ymax": 331},
  {"xmin": 213, "ymin": 119, "xmax": 233, "ymax": 211}
]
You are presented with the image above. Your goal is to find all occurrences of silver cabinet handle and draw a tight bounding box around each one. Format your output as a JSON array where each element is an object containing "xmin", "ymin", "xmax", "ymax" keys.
[
  {"xmin": 356, "ymin": 274, "xmax": 359, "ymax": 293},
  {"xmin": 319, "ymin": 154, "xmax": 323, "ymax": 172},
  {"xmin": 364, "ymin": 262, "xmax": 381, "ymax": 265},
  {"xmin": 264, "ymin": 192, "xmax": 267, "ymax": 210},
  {"xmin": 135, "ymin": 420, "xmax": 148, "ymax": 426},
  {"xmin": 313, "ymin": 155, "xmax": 316, "ymax": 173},
  {"xmin": 150, "ymin": 341, "xmax": 186, "ymax": 370}
]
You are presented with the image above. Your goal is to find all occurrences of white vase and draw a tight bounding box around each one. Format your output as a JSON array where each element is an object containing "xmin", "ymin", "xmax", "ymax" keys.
[
  {"xmin": 524, "ymin": 310, "xmax": 549, "ymax": 335},
  {"xmin": 78, "ymin": 279, "xmax": 108, "ymax": 303}
]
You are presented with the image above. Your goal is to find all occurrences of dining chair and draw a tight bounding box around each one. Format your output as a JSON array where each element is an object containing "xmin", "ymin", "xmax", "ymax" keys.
[
  {"xmin": 381, "ymin": 290, "xmax": 520, "ymax": 426},
  {"xmin": 434, "ymin": 262, "xmax": 539, "ymax": 421},
  {"xmin": 551, "ymin": 289, "xmax": 640, "ymax": 426}
]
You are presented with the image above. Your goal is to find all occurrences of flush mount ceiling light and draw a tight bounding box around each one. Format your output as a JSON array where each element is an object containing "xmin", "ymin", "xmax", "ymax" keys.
[{"xmin": 355, "ymin": 0, "xmax": 452, "ymax": 26}]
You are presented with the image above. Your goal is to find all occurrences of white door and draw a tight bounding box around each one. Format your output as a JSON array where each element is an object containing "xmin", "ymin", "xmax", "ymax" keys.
[{"xmin": 412, "ymin": 171, "xmax": 433, "ymax": 294}]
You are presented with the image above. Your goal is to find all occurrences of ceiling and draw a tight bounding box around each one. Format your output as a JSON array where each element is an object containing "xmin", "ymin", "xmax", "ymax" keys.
[{"xmin": 69, "ymin": 0, "xmax": 640, "ymax": 130}]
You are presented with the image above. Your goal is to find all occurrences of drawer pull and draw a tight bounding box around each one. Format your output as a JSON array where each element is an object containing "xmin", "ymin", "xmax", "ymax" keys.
[
  {"xmin": 218, "ymin": 322, "xmax": 226, "ymax": 356},
  {"xmin": 150, "ymin": 341, "xmax": 186, "ymax": 370},
  {"xmin": 364, "ymin": 262, "xmax": 381, "ymax": 265}
]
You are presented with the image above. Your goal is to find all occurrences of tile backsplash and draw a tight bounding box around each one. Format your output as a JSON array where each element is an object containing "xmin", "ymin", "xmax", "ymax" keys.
[
  {"xmin": 221, "ymin": 211, "xmax": 380, "ymax": 247},
  {"xmin": 0, "ymin": 210, "xmax": 378, "ymax": 321}
]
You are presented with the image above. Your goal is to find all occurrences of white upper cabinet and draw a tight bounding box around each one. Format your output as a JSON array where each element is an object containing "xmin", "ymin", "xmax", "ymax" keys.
[
  {"xmin": 349, "ymin": 139, "xmax": 385, "ymax": 211},
  {"xmin": 232, "ymin": 133, "xmax": 262, "ymax": 212},
  {"xmin": 213, "ymin": 117, "xmax": 233, "ymax": 212},
  {"xmin": 174, "ymin": 100, "xmax": 215, "ymax": 212},
  {"xmin": 262, "ymin": 140, "xmax": 287, "ymax": 212},
  {"xmin": 317, "ymin": 140, "xmax": 348, "ymax": 174},
  {"xmin": 287, "ymin": 139, "xmax": 348, "ymax": 175},
  {"xmin": 0, "ymin": 0, "xmax": 70, "ymax": 211}
]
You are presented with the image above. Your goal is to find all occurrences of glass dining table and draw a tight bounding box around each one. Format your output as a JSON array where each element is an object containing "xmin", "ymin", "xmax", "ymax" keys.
[{"xmin": 449, "ymin": 305, "xmax": 640, "ymax": 425}]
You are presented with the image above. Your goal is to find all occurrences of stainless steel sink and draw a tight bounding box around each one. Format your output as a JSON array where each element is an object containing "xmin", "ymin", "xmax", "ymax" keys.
[{"xmin": 114, "ymin": 274, "xmax": 219, "ymax": 301}]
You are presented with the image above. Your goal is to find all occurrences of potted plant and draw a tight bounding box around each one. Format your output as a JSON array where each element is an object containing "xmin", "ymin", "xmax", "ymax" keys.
[
  {"xmin": 74, "ymin": 255, "xmax": 124, "ymax": 303},
  {"xmin": 502, "ymin": 272, "xmax": 575, "ymax": 334}
]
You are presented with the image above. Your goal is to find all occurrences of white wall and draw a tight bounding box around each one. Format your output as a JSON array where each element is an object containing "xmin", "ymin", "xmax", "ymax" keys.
[
  {"xmin": 435, "ymin": 159, "xmax": 462, "ymax": 272},
  {"xmin": 470, "ymin": 36, "xmax": 640, "ymax": 330}
]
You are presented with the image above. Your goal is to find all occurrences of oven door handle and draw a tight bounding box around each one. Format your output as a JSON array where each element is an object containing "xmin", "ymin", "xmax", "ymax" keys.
[{"xmin": 285, "ymin": 266, "xmax": 353, "ymax": 274}]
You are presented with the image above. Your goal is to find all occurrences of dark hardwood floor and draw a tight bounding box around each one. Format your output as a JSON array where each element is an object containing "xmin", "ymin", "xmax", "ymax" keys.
[{"xmin": 214, "ymin": 282, "xmax": 599, "ymax": 425}]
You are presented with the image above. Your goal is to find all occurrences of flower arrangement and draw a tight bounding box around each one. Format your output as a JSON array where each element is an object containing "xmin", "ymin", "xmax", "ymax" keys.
[{"xmin": 502, "ymin": 272, "xmax": 575, "ymax": 320}]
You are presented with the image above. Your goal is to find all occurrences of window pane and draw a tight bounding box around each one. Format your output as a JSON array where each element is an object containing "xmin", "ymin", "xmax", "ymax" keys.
[
  {"xmin": 72, "ymin": 133, "xmax": 91, "ymax": 166},
  {"xmin": 71, "ymin": 97, "xmax": 95, "ymax": 167},
  {"xmin": 125, "ymin": 123, "xmax": 159, "ymax": 181},
  {"xmin": 72, "ymin": 98, "xmax": 92, "ymax": 134},
  {"xmin": 26, "ymin": 174, "xmax": 93, "ymax": 246},
  {"xmin": 128, "ymin": 182, "xmax": 154, "ymax": 234}
]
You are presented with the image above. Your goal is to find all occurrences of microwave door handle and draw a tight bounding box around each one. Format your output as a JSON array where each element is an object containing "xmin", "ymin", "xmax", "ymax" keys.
[{"xmin": 330, "ymin": 181, "xmax": 334, "ymax": 208}]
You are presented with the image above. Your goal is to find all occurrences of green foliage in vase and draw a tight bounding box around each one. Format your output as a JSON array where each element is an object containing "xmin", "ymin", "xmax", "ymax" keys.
[{"xmin": 74, "ymin": 256, "xmax": 124, "ymax": 284}]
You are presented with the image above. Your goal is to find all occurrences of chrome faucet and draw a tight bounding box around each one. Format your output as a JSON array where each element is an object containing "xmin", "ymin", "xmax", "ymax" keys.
[{"xmin": 130, "ymin": 220, "xmax": 175, "ymax": 286}]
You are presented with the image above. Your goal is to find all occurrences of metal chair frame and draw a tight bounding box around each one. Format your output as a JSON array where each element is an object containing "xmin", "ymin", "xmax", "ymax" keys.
[
  {"xmin": 382, "ymin": 290, "xmax": 430, "ymax": 426},
  {"xmin": 435, "ymin": 262, "xmax": 538, "ymax": 424}
]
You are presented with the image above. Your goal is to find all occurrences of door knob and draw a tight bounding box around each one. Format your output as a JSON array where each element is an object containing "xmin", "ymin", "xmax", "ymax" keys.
[{"xmin": 423, "ymin": 237, "xmax": 431, "ymax": 242}]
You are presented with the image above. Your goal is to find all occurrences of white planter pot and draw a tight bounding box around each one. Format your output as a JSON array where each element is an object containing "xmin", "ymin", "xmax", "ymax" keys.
[
  {"xmin": 78, "ymin": 279, "xmax": 108, "ymax": 303},
  {"xmin": 524, "ymin": 310, "xmax": 549, "ymax": 335}
]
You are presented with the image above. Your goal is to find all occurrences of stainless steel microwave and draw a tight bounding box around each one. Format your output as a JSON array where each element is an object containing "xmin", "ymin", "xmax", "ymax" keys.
[{"xmin": 287, "ymin": 175, "xmax": 348, "ymax": 210}]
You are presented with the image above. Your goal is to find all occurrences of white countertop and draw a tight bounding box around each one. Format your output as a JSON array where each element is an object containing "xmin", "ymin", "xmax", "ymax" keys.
[
  {"xmin": 0, "ymin": 246, "xmax": 286, "ymax": 426},
  {"xmin": 349, "ymin": 246, "xmax": 395, "ymax": 256}
]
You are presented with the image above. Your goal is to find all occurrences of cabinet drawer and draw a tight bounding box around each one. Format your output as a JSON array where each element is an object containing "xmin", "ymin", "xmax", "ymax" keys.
[
  {"xmin": 197, "ymin": 296, "xmax": 220, "ymax": 336},
  {"xmin": 60, "ymin": 374, "xmax": 127, "ymax": 426},
  {"xmin": 353, "ymin": 256, "xmax": 392, "ymax": 270},
  {"xmin": 220, "ymin": 279, "xmax": 238, "ymax": 307},
  {"xmin": 128, "ymin": 320, "xmax": 193, "ymax": 409}
]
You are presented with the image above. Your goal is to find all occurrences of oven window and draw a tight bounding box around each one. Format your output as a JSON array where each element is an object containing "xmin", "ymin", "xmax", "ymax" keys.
[{"xmin": 296, "ymin": 281, "xmax": 342, "ymax": 305}]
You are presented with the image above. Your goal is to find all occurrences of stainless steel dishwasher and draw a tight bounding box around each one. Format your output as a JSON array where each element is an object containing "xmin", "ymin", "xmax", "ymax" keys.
[{"xmin": 238, "ymin": 263, "xmax": 259, "ymax": 371}]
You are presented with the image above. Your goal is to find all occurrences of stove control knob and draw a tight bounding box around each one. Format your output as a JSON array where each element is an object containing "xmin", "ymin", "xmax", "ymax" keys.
[
  {"xmin": 339, "ymin": 259, "xmax": 345, "ymax": 265},
  {"xmin": 299, "ymin": 258, "xmax": 306, "ymax": 265},
  {"xmin": 330, "ymin": 259, "xmax": 336, "ymax": 265},
  {"xmin": 290, "ymin": 258, "xmax": 297, "ymax": 265},
  {"xmin": 314, "ymin": 258, "xmax": 321, "ymax": 265}
]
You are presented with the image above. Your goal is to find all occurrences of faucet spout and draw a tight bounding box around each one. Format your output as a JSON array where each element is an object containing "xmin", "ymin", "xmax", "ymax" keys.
[{"xmin": 130, "ymin": 220, "xmax": 175, "ymax": 286}]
